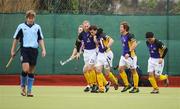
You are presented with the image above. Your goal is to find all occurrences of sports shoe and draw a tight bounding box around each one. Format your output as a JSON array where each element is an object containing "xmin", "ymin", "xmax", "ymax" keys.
[
  {"xmin": 150, "ymin": 89, "xmax": 159, "ymax": 94},
  {"xmin": 99, "ymin": 90, "xmax": 104, "ymax": 93},
  {"xmin": 84, "ymin": 86, "xmax": 91, "ymax": 92},
  {"xmin": 91, "ymin": 84, "xmax": 99, "ymax": 93},
  {"xmin": 105, "ymin": 81, "xmax": 111, "ymax": 92},
  {"xmin": 129, "ymin": 87, "xmax": 139, "ymax": 93},
  {"xmin": 21, "ymin": 87, "xmax": 26, "ymax": 96},
  {"xmin": 113, "ymin": 84, "xmax": 119, "ymax": 90},
  {"xmin": 121, "ymin": 85, "xmax": 132, "ymax": 92},
  {"xmin": 27, "ymin": 92, "xmax": 34, "ymax": 97}
]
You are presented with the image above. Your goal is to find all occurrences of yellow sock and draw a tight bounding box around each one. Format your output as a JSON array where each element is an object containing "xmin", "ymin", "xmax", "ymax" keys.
[
  {"xmin": 159, "ymin": 74, "xmax": 167, "ymax": 81},
  {"xmin": 84, "ymin": 71, "xmax": 91, "ymax": 86},
  {"xmin": 102, "ymin": 74, "xmax": 108, "ymax": 86},
  {"xmin": 119, "ymin": 71, "xmax": 129, "ymax": 86},
  {"xmin": 88, "ymin": 71, "xmax": 93, "ymax": 85},
  {"xmin": 148, "ymin": 76, "xmax": 158, "ymax": 89},
  {"xmin": 108, "ymin": 72, "xmax": 118, "ymax": 85},
  {"xmin": 90, "ymin": 69, "xmax": 97, "ymax": 85},
  {"xmin": 132, "ymin": 70, "xmax": 139, "ymax": 88},
  {"xmin": 96, "ymin": 73, "xmax": 105, "ymax": 91}
]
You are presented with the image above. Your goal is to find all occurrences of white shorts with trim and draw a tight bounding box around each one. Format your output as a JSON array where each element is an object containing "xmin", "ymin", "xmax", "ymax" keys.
[
  {"xmin": 119, "ymin": 55, "xmax": 137, "ymax": 69},
  {"xmin": 83, "ymin": 49, "xmax": 97, "ymax": 65},
  {"xmin": 95, "ymin": 50, "xmax": 113, "ymax": 68},
  {"xmin": 148, "ymin": 57, "xmax": 164, "ymax": 75}
]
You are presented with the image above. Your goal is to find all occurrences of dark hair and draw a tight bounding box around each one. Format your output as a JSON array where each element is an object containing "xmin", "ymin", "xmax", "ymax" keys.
[
  {"xmin": 89, "ymin": 25, "xmax": 97, "ymax": 31},
  {"xmin": 121, "ymin": 22, "xmax": 129, "ymax": 31},
  {"xmin": 145, "ymin": 32, "xmax": 154, "ymax": 38},
  {"xmin": 97, "ymin": 28, "xmax": 103, "ymax": 36}
]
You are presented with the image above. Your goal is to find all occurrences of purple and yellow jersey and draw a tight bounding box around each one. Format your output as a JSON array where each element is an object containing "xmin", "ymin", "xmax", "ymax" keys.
[
  {"xmin": 120, "ymin": 33, "xmax": 136, "ymax": 57},
  {"xmin": 78, "ymin": 31, "xmax": 96, "ymax": 50},
  {"xmin": 146, "ymin": 39, "xmax": 168, "ymax": 58},
  {"xmin": 97, "ymin": 34, "xmax": 111, "ymax": 53}
]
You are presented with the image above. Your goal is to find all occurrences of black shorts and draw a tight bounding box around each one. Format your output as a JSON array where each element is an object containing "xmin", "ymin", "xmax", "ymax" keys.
[{"xmin": 20, "ymin": 47, "xmax": 38, "ymax": 66}]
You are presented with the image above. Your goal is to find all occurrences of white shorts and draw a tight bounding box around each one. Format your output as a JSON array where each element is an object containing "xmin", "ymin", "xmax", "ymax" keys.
[
  {"xmin": 95, "ymin": 50, "xmax": 113, "ymax": 68},
  {"xmin": 148, "ymin": 57, "xmax": 164, "ymax": 75},
  {"xmin": 83, "ymin": 49, "xmax": 97, "ymax": 65},
  {"xmin": 119, "ymin": 55, "xmax": 137, "ymax": 69}
]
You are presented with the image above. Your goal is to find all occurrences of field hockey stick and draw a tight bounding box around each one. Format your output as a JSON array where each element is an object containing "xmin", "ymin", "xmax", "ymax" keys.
[
  {"xmin": 5, "ymin": 46, "xmax": 21, "ymax": 69},
  {"xmin": 60, "ymin": 45, "xmax": 84, "ymax": 66},
  {"xmin": 60, "ymin": 56, "xmax": 75, "ymax": 66}
]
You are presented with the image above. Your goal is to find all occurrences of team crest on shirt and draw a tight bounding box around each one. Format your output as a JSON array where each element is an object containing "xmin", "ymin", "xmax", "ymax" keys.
[
  {"xmin": 87, "ymin": 38, "xmax": 90, "ymax": 43},
  {"xmin": 121, "ymin": 36, "xmax": 126, "ymax": 42},
  {"xmin": 151, "ymin": 50, "xmax": 154, "ymax": 53}
]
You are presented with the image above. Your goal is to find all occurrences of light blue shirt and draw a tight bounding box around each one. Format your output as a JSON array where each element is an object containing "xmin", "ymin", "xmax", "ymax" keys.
[{"xmin": 13, "ymin": 22, "xmax": 44, "ymax": 48}]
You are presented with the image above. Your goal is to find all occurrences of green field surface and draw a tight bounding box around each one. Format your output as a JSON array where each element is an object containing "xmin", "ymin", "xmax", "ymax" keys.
[{"xmin": 0, "ymin": 86, "xmax": 180, "ymax": 109}]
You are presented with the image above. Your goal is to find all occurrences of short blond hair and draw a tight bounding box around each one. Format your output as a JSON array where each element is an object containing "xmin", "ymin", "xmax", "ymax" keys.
[
  {"xmin": 26, "ymin": 10, "xmax": 36, "ymax": 18},
  {"xmin": 78, "ymin": 25, "xmax": 83, "ymax": 29},
  {"xmin": 82, "ymin": 20, "xmax": 90, "ymax": 25}
]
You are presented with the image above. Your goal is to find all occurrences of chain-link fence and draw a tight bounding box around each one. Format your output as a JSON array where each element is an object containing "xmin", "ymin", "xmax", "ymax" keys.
[{"xmin": 0, "ymin": 0, "xmax": 180, "ymax": 15}]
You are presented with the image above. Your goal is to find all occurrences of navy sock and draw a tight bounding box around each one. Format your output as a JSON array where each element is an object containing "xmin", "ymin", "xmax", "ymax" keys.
[
  {"xmin": 22, "ymin": 71, "xmax": 28, "ymax": 76},
  {"xmin": 20, "ymin": 71, "xmax": 27, "ymax": 87}
]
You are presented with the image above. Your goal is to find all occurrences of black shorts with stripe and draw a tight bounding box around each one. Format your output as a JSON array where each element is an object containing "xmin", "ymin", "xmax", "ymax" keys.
[{"xmin": 20, "ymin": 47, "xmax": 38, "ymax": 66}]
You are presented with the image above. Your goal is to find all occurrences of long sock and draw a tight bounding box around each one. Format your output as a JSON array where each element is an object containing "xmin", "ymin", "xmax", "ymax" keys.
[
  {"xmin": 20, "ymin": 71, "xmax": 27, "ymax": 87},
  {"xmin": 102, "ymin": 74, "xmax": 108, "ymax": 86},
  {"xmin": 159, "ymin": 74, "xmax": 168, "ymax": 81},
  {"xmin": 89, "ymin": 69, "xmax": 97, "ymax": 85},
  {"xmin": 96, "ymin": 73, "xmax": 104, "ymax": 91},
  {"xmin": 108, "ymin": 72, "xmax": 118, "ymax": 85},
  {"xmin": 148, "ymin": 76, "xmax": 158, "ymax": 89},
  {"xmin": 84, "ymin": 71, "xmax": 91, "ymax": 86},
  {"xmin": 132, "ymin": 70, "xmax": 139, "ymax": 88},
  {"xmin": 119, "ymin": 71, "xmax": 129, "ymax": 86},
  {"xmin": 27, "ymin": 73, "xmax": 34, "ymax": 93}
]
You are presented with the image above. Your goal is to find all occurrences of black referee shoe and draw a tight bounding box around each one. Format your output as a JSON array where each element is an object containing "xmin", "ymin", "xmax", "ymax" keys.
[
  {"xmin": 21, "ymin": 87, "xmax": 26, "ymax": 96},
  {"xmin": 27, "ymin": 92, "xmax": 34, "ymax": 97}
]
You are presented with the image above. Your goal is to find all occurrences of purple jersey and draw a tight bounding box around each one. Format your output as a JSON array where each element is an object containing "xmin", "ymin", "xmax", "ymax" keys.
[
  {"xmin": 97, "ymin": 34, "xmax": 109, "ymax": 53},
  {"xmin": 146, "ymin": 39, "xmax": 167, "ymax": 58},
  {"xmin": 78, "ymin": 31, "xmax": 96, "ymax": 50},
  {"xmin": 120, "ymin": 33, "xmax": 136, "ymax": 56}
]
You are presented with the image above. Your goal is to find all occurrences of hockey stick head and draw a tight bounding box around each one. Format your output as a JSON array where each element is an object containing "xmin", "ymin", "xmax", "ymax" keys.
[{"xmin": 60, "ymin": 61, "xmax": 65, "ymax": 66}]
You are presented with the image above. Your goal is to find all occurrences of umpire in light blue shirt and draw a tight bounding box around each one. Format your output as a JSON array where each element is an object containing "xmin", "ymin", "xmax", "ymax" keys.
[{"xmin": 10, "ymin": 10, "xmax": 46, "ymax": 97}]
